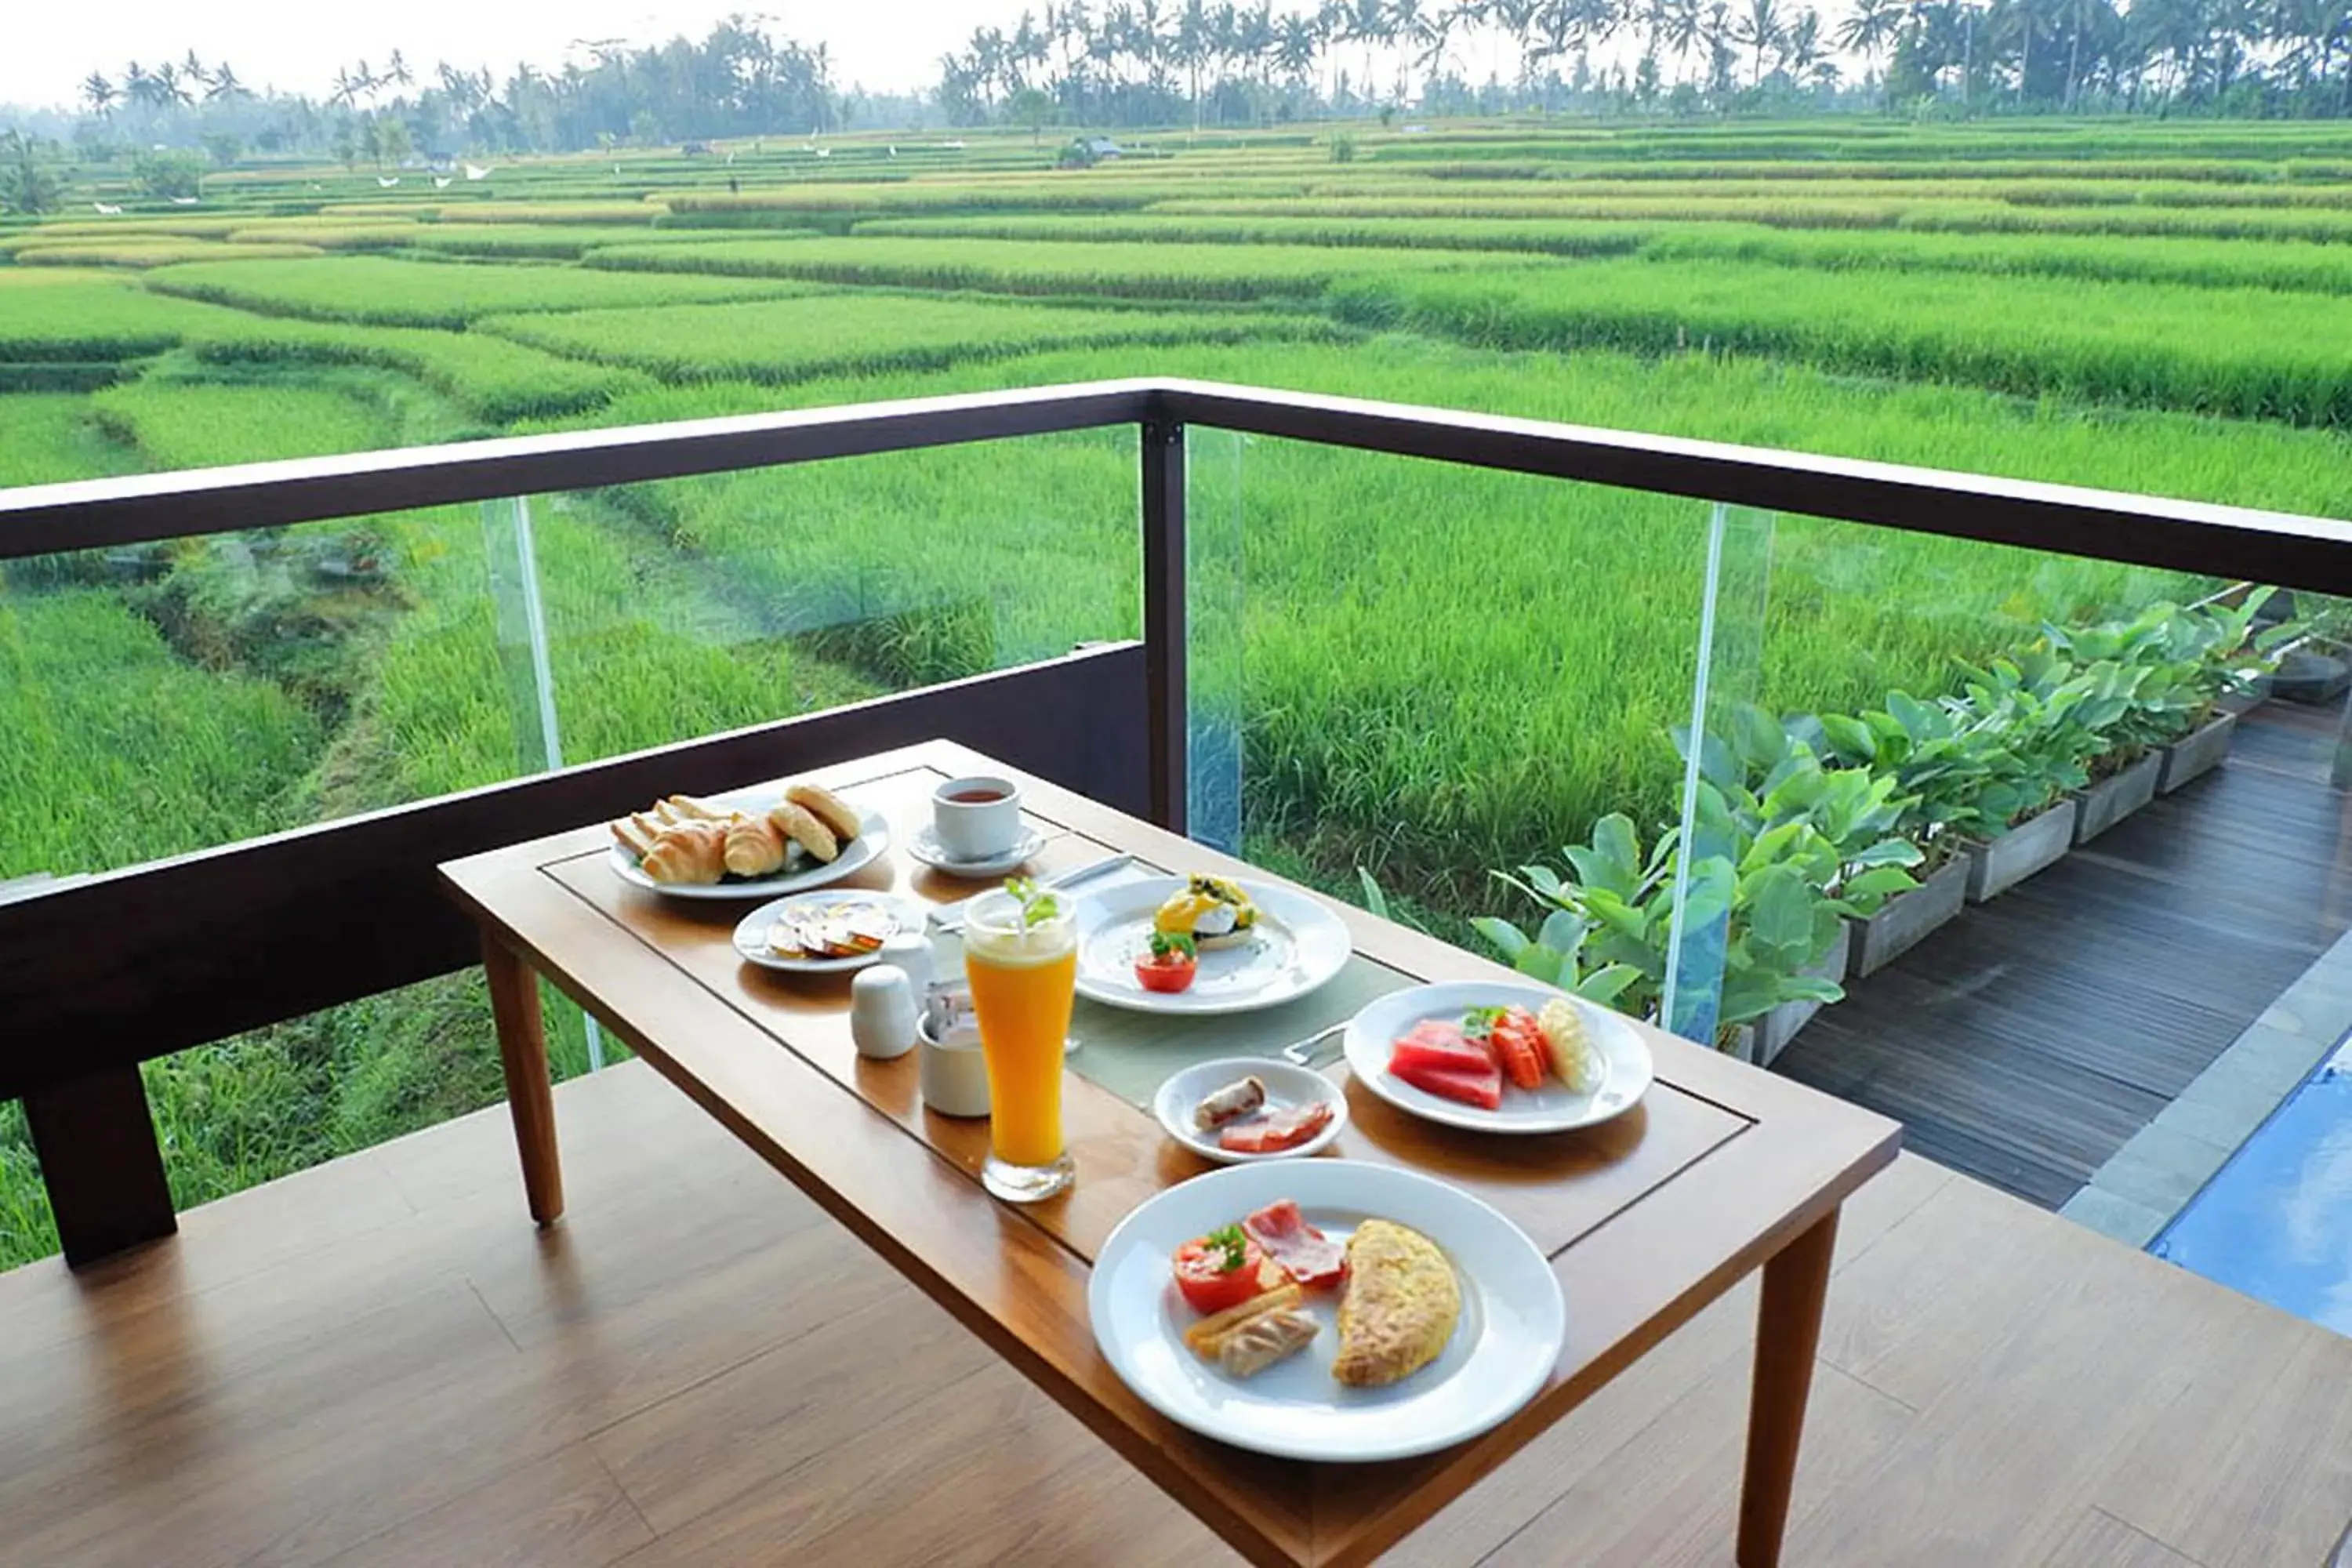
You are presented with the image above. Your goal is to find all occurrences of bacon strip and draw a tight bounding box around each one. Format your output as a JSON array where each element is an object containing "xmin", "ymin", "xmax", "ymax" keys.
[{"xmin": 1241, "ymin": 1198, "xmax": 1348, "ymax": 1287}]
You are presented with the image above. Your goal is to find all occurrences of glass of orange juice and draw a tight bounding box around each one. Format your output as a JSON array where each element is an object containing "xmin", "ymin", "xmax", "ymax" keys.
[{"xmin": 963, "ymin": 884, "xmax": 1078, "ymax": 1203}]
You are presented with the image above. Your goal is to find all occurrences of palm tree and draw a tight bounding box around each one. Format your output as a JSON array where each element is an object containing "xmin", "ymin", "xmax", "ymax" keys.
[
  {"xmin": 1733, "ymin": 0, "xmax": 1785, "ymax": 82},
  {"xmin": 1276, "ymin": 9, "xmax": 1323, "ymax": 84},
  {"xmin": 205, "ymin": 63, "xmax": 249, "ymax": 102},
  {"xmin": 1837, "ymin": 0, "xmax": 1903, "ymax": 99},
  {"xmin": 1784, "ymin": 5, "xmax": 1824, "ymax": 79},
  {"xmin": 154, "ymin": 61, "xmax": 193, "ymax": 108},
  {"xmin": 81, "ymin": 72, "xmax": 117, "ymax": 119},
  {"xmin": 1345, "ymin": 0, "xmax": 1392, "ymax": 102}
]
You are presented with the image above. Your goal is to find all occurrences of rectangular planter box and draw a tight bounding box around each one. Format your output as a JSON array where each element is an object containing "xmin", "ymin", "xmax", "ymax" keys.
[
  {"xmin": 1850, "ymin": 855, "xmax": 1969, "ymax": 978},
  {"xmin": 2072, "ymin": 752, "xmax": 2161, "ymax": 844},
  {"xmin": 2157, "ymin": 710, "xmax": 2238, "ymax": 794},
  {"xmin": 1754, "ymin": 921, "xmax": 1853, "ymax": 1068},
  {"xmin": 1963, "ymin": 798, "xmax": 2078, "ymax": 904}
]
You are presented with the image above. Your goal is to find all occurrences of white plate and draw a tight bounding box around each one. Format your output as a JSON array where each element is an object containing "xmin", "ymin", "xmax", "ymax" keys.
[
  {"xmin": 1087, "ymin": 1160, "xmax": 1563, "ymax": 1462},
  {"xmin": 1343, "ymin": 982, "xmax": 1653, "ymax": 1135},
  {"xmin": 608, "ymin": 804, "xmax": 890, "ymax": 900},
  {"xmin": 731, "ymin": 891, "xmax": 927, "ymax": 974},
  {"xmin": 1070, "ymin": 877, "xmax": 1350, "ymax": 1016},
  {"xmin": 1152, "ymin": 1058, "xmax": 1348, "ymax": 1165},
  {"xmin": 906, "ymin": 823, "xmax": 1047, "ymax": 879}
]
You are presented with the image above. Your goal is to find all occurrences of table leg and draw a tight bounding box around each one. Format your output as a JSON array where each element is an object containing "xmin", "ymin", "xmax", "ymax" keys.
[
  {"xmin": 1737, "ymin": 1205, "xmax": 1839, "ymax": 1568},
  {"xmin": 482, "ymin": 933, "xmax": 564, "ymax": 1225}
]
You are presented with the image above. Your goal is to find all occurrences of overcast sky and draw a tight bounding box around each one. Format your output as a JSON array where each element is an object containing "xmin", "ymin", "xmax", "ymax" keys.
[{"xmin": 3, "ymin": 2, "xmax": 1111, "ymax": 110}]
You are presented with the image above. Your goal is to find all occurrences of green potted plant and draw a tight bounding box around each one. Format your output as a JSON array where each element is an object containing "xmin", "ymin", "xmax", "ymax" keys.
[
  {"xmin": 2042, "ymin": 608, "xmax": 2178, "ymax": 841},
  {"xmin": 1479, "ymin": 775, "xmax": 1917, "ymax": 1065},
  {"xmin": 1943, "ymin": 652, "xmax": 2122, "ymax": 902},
  {"xmin": 1808, "ymin": 691, "xmax": 1998, "ymax": 972},
  {"xmin": 1676, "ymin": 707, "xmax": 1922, "ymax": 1053},
  {"xmin": 2152, "ymin": 591, "xmax": 2291, "ymax": 793}
]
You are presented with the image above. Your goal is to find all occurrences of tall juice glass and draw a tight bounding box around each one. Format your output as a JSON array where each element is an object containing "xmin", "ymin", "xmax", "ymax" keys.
[{"xmin": 963, "ymin": 890, "xmax": 1078, "ymax": 1203}]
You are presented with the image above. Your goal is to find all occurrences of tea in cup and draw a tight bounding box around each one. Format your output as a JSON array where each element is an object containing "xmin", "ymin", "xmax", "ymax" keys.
[{"xmin": 932, "ymin": 775, "xmax": 1022, "ymax": 862}]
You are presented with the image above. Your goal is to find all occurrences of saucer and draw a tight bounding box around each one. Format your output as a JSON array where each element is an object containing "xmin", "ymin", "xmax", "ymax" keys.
[{"xmin": 907, "ymin": 824, "xmax": 1046, "ymax": 879}]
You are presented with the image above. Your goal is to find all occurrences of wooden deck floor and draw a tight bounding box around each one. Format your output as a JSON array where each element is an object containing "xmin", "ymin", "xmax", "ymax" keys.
[
  {"xmin": 4, "ymin": 1058, "xmax": 2351, "ymax": 1566},
  {"xmin": 1778, "ymin": 699, "xmax": 2352, "ymax": 1209}
]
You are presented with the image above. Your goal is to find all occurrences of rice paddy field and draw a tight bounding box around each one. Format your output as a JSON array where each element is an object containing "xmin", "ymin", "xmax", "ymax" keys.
[{"xmin": 5, "ymin": 115, "xmax": 2352, "ymax": 1266}]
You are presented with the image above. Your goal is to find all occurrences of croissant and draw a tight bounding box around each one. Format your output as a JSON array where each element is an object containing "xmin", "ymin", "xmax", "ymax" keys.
[
  {"xmin": 640, "ymin": 820, "xmax": 727, "ymax": 885},
  {"xmin": 723, "ymin": 814, "xmax": 787, "ymax": 877}
]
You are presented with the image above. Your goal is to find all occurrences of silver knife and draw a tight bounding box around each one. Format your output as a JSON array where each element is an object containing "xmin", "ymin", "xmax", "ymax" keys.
[{"xmin": 929, "ymin": 853, "xmax": 1136, "ymax": 933}]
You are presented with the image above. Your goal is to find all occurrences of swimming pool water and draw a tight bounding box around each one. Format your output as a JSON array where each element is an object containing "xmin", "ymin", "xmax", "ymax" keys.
[{"xmin": 2152, "ymin": 1037, "xmax": 2352, "ymax": 1335}]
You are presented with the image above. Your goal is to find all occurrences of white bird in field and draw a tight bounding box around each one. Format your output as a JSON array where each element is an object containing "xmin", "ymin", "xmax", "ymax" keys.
[
  {"xmin": 378, "ymin": 176, "xmax": 400, "ymax": 187},
  {"xmin": 93, "ymin": 201, "xmax": 122, "ymax": 215},
  {"xmin": 815, "ymin": 147, "xmax": 830, "ymax": 158},
  {"xmin": 171, "ymin": 196, "xmax": 200, "ymax": 205},
  {"xmin": 464, "ymin": 163, "xmax": 490, "ymax": 180},
  {"xmin": 434, "ymin": 176, "xmax": 453, "ymax": 189},
  {"xmin": 888, "ymin": 145, "xmax": 897, "ymax": 157},
  {"xmin": 724, "ymin": 151, "xmax": 734, "ymax": 165}
]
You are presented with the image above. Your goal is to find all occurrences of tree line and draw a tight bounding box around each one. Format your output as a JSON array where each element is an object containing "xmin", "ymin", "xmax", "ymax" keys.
[
  {"xmin": 938, "ymin": 0, "xmax": 2352, "ymax": 124},
  {"xmin": 42, "ymin": 19, "xmax": 840, "ymax": 172}
]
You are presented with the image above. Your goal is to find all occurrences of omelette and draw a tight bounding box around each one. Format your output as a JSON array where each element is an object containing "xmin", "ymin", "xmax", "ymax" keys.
[{"xmin": 1331, "ymin": 1219, "xmax": 1461, "ymax": 1388}]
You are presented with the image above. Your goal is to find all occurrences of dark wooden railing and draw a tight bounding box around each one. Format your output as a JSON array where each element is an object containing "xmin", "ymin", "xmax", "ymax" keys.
[{"xmin": 4, "ymin": 376, "xmax": 2350, "ymax": 1266}]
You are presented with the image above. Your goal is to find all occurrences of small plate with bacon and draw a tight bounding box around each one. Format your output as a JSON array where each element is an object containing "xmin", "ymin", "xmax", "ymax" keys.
[{"xmin": 1153, "ymin": 1058, "xmax": 1348, "ymax": 1165}]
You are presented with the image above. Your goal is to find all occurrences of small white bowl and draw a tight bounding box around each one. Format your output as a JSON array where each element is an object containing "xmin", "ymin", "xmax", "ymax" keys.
[{"xmin": 1151, "ymin": 1057, "xmax": 1348, "ymax": 1165}]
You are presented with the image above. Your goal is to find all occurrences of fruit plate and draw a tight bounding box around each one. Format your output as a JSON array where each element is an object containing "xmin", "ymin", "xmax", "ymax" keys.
[
  {"xmin": 608, "ymin": 803, "xmax": 890, "ymax": 900},
  {"xmin": 1068, "ymin": 876, "xmax": 1351, "ymax": 1016},
  {"xmin": 1087, "ymin": 1160, "xmax": 1563, "ymax": 1462},
  {"xmin": 1151, "ymin": 1057, "xmax": 1349, "ymax": 1166},
  {"xmin": 1341, "ymin": 982, "xmax": 1653, "ymax": 1135}
]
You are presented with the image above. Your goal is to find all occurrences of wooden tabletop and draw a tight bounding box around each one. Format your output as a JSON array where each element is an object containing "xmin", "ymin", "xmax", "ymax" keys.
[{"xmin": 439, "ymin": 739, "xmax": 1900, "ymax": 1568}]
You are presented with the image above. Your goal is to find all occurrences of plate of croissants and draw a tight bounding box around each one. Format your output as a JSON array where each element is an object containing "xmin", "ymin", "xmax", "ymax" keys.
[{"xmin": 607, "ymin": 782, "xmax": 887, "ymax": 899}]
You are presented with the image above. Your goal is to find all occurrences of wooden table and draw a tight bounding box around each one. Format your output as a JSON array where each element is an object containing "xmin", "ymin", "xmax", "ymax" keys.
[{"xmin": 440, "ymin": 740, "xmax": 1899, "ymax": 1568}]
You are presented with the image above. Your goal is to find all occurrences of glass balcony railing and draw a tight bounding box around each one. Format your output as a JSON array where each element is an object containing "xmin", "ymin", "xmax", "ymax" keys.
[{"xmin": 2, "ymin": 377, "xmax": 2349, "ymax": 1330}]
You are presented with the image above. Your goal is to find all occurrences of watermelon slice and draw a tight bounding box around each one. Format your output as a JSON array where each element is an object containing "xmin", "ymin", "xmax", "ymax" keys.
[
  {"xmin": 1388, "ymin": 1054, "xmax": 1503, "ymax": 1111},
  {"xmin": 1388, "ymin": 1021, "xmax": 1494, "ymax": 1080}
]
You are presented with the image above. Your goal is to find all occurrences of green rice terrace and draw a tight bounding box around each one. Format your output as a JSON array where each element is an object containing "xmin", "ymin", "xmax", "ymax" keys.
[{"xmin": 5, "ymin": 117, "xmax": 2352, "ymax": 1265}]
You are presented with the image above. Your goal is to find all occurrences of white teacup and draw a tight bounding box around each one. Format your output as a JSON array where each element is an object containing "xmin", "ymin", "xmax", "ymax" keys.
[{"xmin": 932, "ymin": 775, "xmax": 1022, "ymax": 863}]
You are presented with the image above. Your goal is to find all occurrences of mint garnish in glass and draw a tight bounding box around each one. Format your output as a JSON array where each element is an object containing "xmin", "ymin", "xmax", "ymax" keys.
[{"xmin": 1005, "ymin": 875, "xmax": 1061, "ymax": 928}]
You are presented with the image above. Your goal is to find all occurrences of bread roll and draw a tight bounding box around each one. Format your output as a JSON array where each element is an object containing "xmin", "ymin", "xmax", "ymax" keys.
[
  {"xmin": 785, "ymin": 782, "xmax": 862, "ymax": 844},
  {"xmin": 769, "ymin": 800, "xmax": 840, "ymax": 864},
  {"xmin": 723, "ymin": 815, "xmax": 787, "ymax": 878},
  {"xmin": 641, "ymin": 821, "xmax": 727, "ymax": 885}
]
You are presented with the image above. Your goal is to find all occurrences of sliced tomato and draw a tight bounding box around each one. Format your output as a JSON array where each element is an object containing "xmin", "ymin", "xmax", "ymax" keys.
[
  {"xmin": 1134, "ymin": 954, "xmax": 1198, "ymax": 993},
  {"xmin": 1171, "ymin": 1232, "xmax": 1273, "ymax": 1315},
  {"xmin": 1390, "ymin": 1055, "xmax": 1503, "ymax": 1111},
  {"xmin": 1488, "ymin": 1008, "xmax": 1548, "ymax": 1092},
  {"xmin": 1219, "ymin": 1102, "xmax": 1334, "ymax": 1158}
]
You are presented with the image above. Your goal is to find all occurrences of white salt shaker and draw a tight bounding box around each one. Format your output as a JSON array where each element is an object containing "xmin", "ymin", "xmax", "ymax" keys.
[
  {"xmin": 918, "ymin": 1012, "xmax": 992, "ymax": 1118},
  {"xmin": 848, "ymin": 964, "xmax": 917, "ymax": 1061}
]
